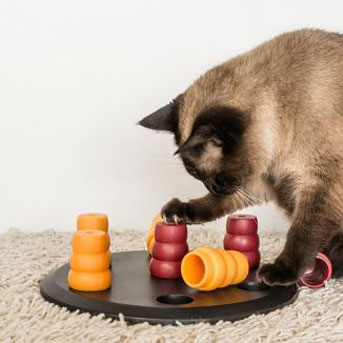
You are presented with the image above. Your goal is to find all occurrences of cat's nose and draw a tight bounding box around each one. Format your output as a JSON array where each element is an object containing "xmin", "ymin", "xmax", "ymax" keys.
[
  {"xmin": 203, "ymin": 177, "xmax": 223, "ymax": 195},
  {"xmin": 213, "ymin": 177, "xmax": 224, "ymax": 193},
  {"xmin": 204, "ymin": 174, "xmax": 239, "ymax": 195},
  {"xmin": 209, "ymin": 186, "xmax": 221, "ymax": 195}
]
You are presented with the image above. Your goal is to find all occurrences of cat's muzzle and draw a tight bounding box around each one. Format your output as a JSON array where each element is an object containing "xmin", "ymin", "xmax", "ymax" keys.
[{"xmin": 203, "ymin": 174, "xmax": 239, "ymax": 196}]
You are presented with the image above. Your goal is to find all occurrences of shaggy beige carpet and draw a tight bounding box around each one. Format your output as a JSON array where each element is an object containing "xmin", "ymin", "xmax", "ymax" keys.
[{"xmin": 1, "ymin": 227, "xmax": 343, "ymax": 343}]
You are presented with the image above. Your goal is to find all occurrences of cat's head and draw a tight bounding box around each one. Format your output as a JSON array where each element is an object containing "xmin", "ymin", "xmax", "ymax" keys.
[{"xmin": 138, "ymin": 94, "xmax": 254, "ymax": 196}]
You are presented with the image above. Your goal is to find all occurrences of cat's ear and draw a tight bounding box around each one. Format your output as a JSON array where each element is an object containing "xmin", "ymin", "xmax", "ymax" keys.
[
  {"xmin": 138, "ymin": 97, "xmax": 180, "ymax": 133},
  {"xmin": 175, "ymin": 125, "xmax": 221, "ymax": 154}
]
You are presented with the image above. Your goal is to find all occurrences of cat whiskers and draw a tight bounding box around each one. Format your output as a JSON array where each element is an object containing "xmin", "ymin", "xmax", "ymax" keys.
[
  {"xmin": 233, "ymin": 188, "xmax": 248, "ymax": 209},
  {"xmin": 241, "ymin": 187, "xmax": 265, "ymax": 204},
  {"xmin": 239, "ymin": 190, "xmax": 253, "ymax": 207},
  {"xmin": 234, "ymin": 186, "xmax": 264, "ymax": 207}
]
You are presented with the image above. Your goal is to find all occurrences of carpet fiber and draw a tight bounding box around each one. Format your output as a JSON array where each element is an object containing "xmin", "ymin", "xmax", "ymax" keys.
[{"xmin": 1, "ymin": 227, "xmax": 343, "ymax": 342}]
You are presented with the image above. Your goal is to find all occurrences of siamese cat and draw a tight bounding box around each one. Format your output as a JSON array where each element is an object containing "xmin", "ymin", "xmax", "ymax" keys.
[{"xmin": 139, "ymin": 29, "xmax": 343, "ymax": 286}]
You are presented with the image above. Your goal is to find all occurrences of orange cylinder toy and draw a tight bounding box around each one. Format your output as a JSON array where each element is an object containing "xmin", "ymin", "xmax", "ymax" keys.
[
  {"xmin": 146, "ymin": 213, "xmax": 162, "ymax": 254},
  {"xmin": 77, "ymin": 213, "xmax": 108, "ymax": 232},
  {"xmin": 68, "ymin": 229, "xmax": 112, "ymax": 291},
  {"xmin": 181, "ymin": 247, "xmax": 249, "ymax": 291}
]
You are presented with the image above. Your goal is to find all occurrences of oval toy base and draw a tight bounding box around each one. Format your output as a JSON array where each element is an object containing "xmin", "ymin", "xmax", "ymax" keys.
[{"xmin": 40, "ymin": 251, "xmax": 298, "ymax": 325}]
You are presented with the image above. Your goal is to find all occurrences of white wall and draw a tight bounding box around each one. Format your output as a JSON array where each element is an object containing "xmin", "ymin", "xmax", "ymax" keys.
[{"xmin": 1, "ymin": 0, "xmax": 341, "ymax": 233}]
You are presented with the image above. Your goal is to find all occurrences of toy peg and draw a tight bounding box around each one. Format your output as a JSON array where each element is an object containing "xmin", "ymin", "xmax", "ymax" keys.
[
  {"xmin": 68, "ymin": 229, "xmax": 112, "ymax": 291},
  {"xmin": 224, "ymin": 214, "xmax": 261, "ymax": 268},
  {"xmin": 181, "ymin": 247, "xmax": 249, "ymax": 291},
  {"xmin": 149, "ymin": 221, "xmax": 188, "ymax": 279}
]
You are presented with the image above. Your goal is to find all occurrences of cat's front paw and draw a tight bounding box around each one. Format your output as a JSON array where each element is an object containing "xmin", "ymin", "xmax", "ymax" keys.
[
  {"xmin": 258, "ymin": 262, "xmax": 298, "ymax": 286},
  {"xmin": 161, "ymin": 198, "xmax": 192, "ymax": 224}
]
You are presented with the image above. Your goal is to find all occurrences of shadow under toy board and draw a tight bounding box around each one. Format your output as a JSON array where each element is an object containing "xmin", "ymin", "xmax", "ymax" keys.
[{"xmin": 40, "ymin": 250, "xmax": 298, "ymax": 325}]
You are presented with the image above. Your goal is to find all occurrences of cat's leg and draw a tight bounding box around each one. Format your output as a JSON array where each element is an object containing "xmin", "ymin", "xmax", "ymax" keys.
[
  {"xmin": 161, "ymin": 192, "xmax": 250, "ymax": 224},
  {"xmin": 259, "ymin": 188, "xmax": 341, "ymax": 286},
  {"xmin": 323, "ymin": 234, "xmax": 343, "ymax": 278}
]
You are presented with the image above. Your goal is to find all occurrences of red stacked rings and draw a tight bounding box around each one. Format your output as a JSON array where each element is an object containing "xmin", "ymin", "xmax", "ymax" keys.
[
  {"xmin": 149, "ymin": 222, "xmax": 188, "ymax": 279},
  {"xmin": 223, "ymin": 214, "xmax": 261, "ymax": 268}
]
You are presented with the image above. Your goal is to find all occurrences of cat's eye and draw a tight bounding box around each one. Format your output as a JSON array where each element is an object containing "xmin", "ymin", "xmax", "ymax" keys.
[
  {"xmin": 211, "ymin": 138, "xmax": 223, "ymax": 147},
  {"xmin": 186, "ymin": 166, "xmax": 200, "ymax": 179}
]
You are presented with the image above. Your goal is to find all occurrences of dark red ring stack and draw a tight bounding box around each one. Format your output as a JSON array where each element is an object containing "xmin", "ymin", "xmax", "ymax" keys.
[
  {"xmin": 149, "ymin": 222, "xmax": 188, "ymax": 279},
  {"xmin": 223, "ymin": 214, "xmax": 261, "ymax": 269}
]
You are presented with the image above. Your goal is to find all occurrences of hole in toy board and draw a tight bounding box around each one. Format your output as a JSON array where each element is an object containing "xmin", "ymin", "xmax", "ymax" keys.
[
  {"xmin": 237, "ymin": 280, "xmax": 270, "ymax": 291},
  {"xmin": 156, "ymin": 294, "xmax": 194, "ymax": 305}
]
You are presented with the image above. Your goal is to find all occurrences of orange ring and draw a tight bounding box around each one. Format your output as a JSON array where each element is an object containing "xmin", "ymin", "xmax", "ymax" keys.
[
  {"xmin": 146, "ymin": 213, "xmax": 162, "ymax": 251},
  {"xmin": 181, "ymin": 249, "xmax": 208, "ymax": 289},
  {"xmin": 77, "ymin": 213, "xmax": 108, "ymax": 232},
  {"xmin": 227, "ymin": 250, "xmax": 249, "ymax": 284},
  {"xmin": 217, "ymin": 250, "xmax": 236, "ymax": 288},
  {"xmin": 148, "ymin": 237, "xmax": 155, "ymax": 254},
  {"xmin": 70, "ymin": 251, "xmax": 111, "ymax": 273},
  {"xmin": 198, "ymin": 248, "xmax": 226, "ymax": 291},
  {"xmin": 68, "ymin": 269, "xmax": 112, "ymax": 291},
  {"xmin": 146, "ymin": 232, "xmax": 154, "ymax": 251},
  {"xmin": 72, "ymin": 230, "xmax": 110, "ymax": 254},
  {"xmin": 151, "ymin": 213, "xmax": 163, "ymax": 225}
]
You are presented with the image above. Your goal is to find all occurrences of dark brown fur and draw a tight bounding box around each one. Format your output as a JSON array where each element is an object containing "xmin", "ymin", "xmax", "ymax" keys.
[{"xmin": 140, "ymin": 29, "xmax": 343, "ymax": 285}]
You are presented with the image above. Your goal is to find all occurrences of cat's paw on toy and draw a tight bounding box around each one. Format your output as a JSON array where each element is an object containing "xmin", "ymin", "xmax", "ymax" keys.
[{"xmin": 161, "ymin": 198, "xmax": 192, "ymax": 224}]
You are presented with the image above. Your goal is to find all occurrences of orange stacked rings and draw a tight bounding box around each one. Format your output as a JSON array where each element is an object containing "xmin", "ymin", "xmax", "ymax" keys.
[
  {"xmin": 146, "ymin": 213, "xmax": 162, "ymax": 254},
  {"xmin": 68, "ymin": 229, "xmax": 112, "ymax": 291},
  {"xmin": 181, "ymin": 247, "xmax": 249, "ymax": 291}
]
